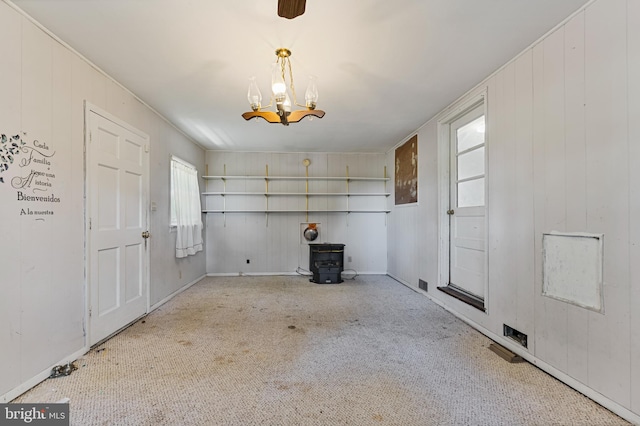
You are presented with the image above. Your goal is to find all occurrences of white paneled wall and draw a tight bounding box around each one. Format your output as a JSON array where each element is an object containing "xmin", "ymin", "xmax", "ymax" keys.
[
  {"xmin": 629, "ymin": 0, "xmax": 640, "ymax": 414},
  {"xmin": 205, "ymin": 151, "xmax": 388, "ymax": 275},
  {"xmin": 387, "ymin": 0, "xmax": 640, "ymax": 421},
  {"xmin": 583, "ymin": 0, "xmax": 630, "ymax": 406},
  {"xmin": 0, "ymin": 2, "xmax": 24, "ymax": 397},
  {"xmin": 0, "ymin": 3, "xmax": 205, "ymax": 402}
]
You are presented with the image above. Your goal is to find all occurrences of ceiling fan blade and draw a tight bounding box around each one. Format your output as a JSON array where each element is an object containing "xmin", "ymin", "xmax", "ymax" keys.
[{"xmin": 278, "ymin": 0, "xmax": 306, "ymax": 19}]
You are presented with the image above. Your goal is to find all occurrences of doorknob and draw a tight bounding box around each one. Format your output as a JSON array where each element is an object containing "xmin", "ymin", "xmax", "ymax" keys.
[
  {"xmin": 447, "ymin": 209, "xmax": 455, "ymax": 215},
  {"xmin": 142, "ymin": 231, "xmax": 150, "ymax": 249}
]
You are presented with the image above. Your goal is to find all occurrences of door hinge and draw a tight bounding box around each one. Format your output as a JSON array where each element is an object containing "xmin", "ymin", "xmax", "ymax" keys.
[
  {"xmin": 89, "ymin": 307, "xmax": 92, "ymax": 318},
  {"xmin": 89, "ymin": 218, "xmax": 92, "ymax": 230}
]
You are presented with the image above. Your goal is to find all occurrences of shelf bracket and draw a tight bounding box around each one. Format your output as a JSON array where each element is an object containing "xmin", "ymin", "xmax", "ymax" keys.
[
  {"xmin": 305, "ymin": 161, "xmax": 309, "ymax": 223},
  {"xmin": 346, "ymin": 166, "xmax": 350, "ymax": 214}
]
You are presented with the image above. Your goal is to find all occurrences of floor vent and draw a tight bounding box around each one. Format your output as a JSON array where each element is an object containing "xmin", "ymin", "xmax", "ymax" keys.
[
  {"xmin": 418, "ymin": 279, "xmax": 428, "ymax": 291},
  {"xmin": 503, "ymin": 324, "xmax": 528, "ymax": 348},
  {"xmin": 489, "ymin": 343, "xmax": 523, "ymax": 363}
]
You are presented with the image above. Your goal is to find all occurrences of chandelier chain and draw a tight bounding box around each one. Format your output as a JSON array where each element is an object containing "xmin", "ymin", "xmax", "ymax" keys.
[
  {"xmin": 278, "ymin": 57, "xmax": 299, "ymax": 105},
  {"xmin": 286, "ymin": 57, "xmax": 298, "ymax": 104}
]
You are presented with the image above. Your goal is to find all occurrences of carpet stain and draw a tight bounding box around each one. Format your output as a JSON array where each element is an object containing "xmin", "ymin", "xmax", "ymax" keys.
[
  {"xmin": 12, "ymin": 275, "xmax": 631, "ymax": 426},
  {"xmin": 214, "ymin": 356, "xmax": 235, "ymax": 365},
  {"xmin": 274, "ymin": 381, "xmax": 312, "ymax": 393}
]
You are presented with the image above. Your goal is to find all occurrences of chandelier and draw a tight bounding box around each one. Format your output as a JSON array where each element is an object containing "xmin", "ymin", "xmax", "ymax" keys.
[{"xmin": 242, "ymin": 48, "xmax": 325, "ymax": 126}]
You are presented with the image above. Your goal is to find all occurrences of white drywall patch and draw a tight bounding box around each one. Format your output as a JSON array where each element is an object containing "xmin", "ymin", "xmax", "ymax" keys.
[{"xmin": 542, "ymin": 232, "xmax": 604, "ymax": 312}]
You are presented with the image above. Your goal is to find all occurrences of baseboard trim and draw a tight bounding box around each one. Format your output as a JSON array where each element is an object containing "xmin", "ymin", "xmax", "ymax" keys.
[
  {"xmin": 2, "ymin": 274, "xmax": 208, "ymax": 404},
  {"xmin": 150, "ymin": 274, "xmax": 207, "ymax": 312},
  {"xmin": 1, "ymin": 346, "xmax": 88, "ymax": 403},
  {"xmin": 206, "ymin": 271, "xmax": 387, "ymax": 277},
  {"xmin": 386, "ymin": 273, "xmax": 640, "ymax": 425},
  {"xmin": 207, "ymin": 272, "xmax": 298, "ymax": 277}
]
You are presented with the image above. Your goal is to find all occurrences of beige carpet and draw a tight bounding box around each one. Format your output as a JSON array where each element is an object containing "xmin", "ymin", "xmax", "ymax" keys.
[{"xmin": 14, "ymin": 275, "xmax": 629, "ymax": 425}]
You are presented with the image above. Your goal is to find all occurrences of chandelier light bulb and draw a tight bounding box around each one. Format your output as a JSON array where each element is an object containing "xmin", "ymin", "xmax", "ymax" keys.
[
  {"xmin": 271, "ymin": 63, "xmax": 287, "ymax": 102},
  {"xmin": 305, "ymin": 75, "xmax": 319, "ymax": 110},
  {"xmin": 247, "ymin": 76, "xmax": 262, "ymax": 111}
]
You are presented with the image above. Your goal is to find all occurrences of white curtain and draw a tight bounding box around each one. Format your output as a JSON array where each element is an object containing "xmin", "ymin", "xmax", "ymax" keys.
[{"xmin": 171, "ymin": 158, "xmax": 203, "ymax": 258}]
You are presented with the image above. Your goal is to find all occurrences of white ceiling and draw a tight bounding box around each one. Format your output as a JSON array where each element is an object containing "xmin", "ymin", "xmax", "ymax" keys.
[{"xmin": 11, "ymin": 0, "xmax": 589, "ymax": 153}]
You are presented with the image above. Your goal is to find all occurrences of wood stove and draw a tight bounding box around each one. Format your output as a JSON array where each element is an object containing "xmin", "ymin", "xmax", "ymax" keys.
[{"xmin": 309, "ymin": 243, "xmax": 345, "ymax": 284}]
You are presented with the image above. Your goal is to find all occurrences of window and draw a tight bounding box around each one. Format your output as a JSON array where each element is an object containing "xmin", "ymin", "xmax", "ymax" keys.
[
  {"xmin": 170, "ymin": 156, "xmax": 203, "ymax": 258},
  {"xmin": 455, "ymin": 114, "xmax": 485, "ymax": 208}
]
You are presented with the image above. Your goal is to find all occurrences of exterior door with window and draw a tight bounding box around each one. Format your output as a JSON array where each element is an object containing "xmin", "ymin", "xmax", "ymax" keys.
[{"xmin": 448, "ymin": 104, "xmax": 486, "ymax": 302}]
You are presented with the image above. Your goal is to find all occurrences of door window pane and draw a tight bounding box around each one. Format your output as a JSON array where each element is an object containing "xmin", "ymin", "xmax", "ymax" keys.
[
  {"xmin": 457, "ymin": 116, "xmax": 485, "ymax": 152},
  {"xmin": 457, "ymin": 177, "xmax": 485, "ymax": 207},
  {"xmin": 457, "ymin": 147, "xmax": 485, "ymax": 181}
]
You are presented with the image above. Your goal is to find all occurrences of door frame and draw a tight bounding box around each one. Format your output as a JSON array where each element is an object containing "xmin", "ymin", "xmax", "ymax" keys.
[
  {"xmin": 84, "ymin": 101, "xmax": 151, "ymax": 346},
  {"xmin": 437, "ymin": 89, "xmax": 489, "ymax": 313}
]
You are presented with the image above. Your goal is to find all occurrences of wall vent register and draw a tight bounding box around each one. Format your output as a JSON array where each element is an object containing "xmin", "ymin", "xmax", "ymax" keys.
[{"xmin": 503, "ymin": 324, "xmax": 528, "ymax": 348}]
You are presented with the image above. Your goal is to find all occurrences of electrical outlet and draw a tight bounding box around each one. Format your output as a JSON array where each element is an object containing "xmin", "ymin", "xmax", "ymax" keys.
[
  {"xmin": 178, "ymin": 270, "xmax": 182, "ymax": 279},
  {"xmin": 348, "ymin": 256, "xmax": 352, "ymax": 262},
  {"xmin": 246, "ymin": 259, "xmax": 250, "ymax": 264}
]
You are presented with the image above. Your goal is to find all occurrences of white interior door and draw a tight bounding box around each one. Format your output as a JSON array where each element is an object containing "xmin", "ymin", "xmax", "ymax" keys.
[
  {"xmin": 449, "ymin": 105, "xmax": 486, "ymax": 300},
  {"xmin": 87, "ymin": 107, "xmax": 149, "ymax": 346}
]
